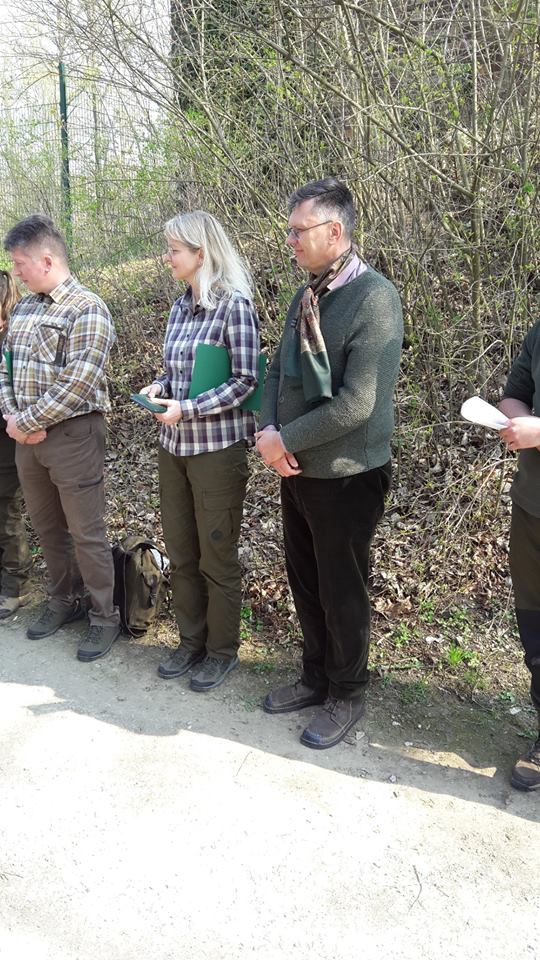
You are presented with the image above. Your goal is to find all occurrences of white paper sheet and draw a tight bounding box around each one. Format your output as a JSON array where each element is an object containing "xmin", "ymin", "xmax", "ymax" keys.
[{"xmin": 460, "ymin": 396, "xmax": 510, "ymax": 431}]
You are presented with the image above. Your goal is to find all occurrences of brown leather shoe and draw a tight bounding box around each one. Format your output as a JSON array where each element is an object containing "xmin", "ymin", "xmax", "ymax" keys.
[
  {"xmin": 300, "ymin": 696, "xmax": 366, "ymax": 749},
  {"xmin": 263, "ymin": 679, "xmax": 327, "ymax": 715},
  {"xmin": 511, "ymin": 737, "xmax": 540, "ymax": 791}
]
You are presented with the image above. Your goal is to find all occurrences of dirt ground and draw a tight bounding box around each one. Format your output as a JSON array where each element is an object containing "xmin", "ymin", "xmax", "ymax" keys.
[{"xmin": 0, "ymin": 603, "xmax": 538, "ymax": 960}]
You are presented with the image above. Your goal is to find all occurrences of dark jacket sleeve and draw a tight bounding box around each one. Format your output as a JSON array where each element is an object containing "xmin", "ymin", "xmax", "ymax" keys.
[{"xmin": 503, "ymin": 322, "xmax": 539, "ymax": 407}]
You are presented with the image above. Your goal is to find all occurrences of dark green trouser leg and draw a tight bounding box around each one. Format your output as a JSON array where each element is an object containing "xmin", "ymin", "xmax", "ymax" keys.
[
  {"xmin": 0, "ymin": 429, "xmax": 32, "ymax": 598},
  {"xmin": 509, "ymin": 503, "xmax": 540, "ymax": 723},
  {"xmin": 159, "ymin": 442, "xmax": 249, "ymax": 659}
]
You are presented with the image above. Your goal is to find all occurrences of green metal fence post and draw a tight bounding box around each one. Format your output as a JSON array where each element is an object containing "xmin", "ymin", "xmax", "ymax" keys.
[{"xmin": 58, "ymin": 61, "xmax": 72, "ymax": 250}]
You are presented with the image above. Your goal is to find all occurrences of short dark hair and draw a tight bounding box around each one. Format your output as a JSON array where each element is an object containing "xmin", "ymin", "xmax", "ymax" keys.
[
  {"xmin": 4, "ymin": 214, "xmax": 68, "ymax": 261},
  {"xmin": 288, "ymin": 177, "xmax": 356, "ymax": 239}
]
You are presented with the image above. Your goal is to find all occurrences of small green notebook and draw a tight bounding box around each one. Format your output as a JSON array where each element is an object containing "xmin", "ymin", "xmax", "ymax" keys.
[{"xmin": 188, "ymin": 344, "xmax": 266, "ymax": 412}]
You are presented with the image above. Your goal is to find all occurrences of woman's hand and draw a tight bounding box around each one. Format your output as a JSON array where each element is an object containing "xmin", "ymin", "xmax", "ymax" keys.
[
  {"xmin": 140, "ymin": 383, "xmax": 161, "ymax": 400},
  {"xmin": 154, "ymin": 399, "xmax": 183, "ymax": 424}
]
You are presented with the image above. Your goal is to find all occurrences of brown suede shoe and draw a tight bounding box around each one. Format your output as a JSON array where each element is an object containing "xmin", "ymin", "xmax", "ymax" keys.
[
  {"xmin": 77, "ymin": 624, "xmax": 121, "ymax": 662},
  {"xmin": 190, "ymin": 654, "xmax": 239, "ymax": 691},
  {"xmin": 158, "ymin": 645, "xmax": 205, "ymax": 679},
  {"xmin": 510, "ymin": 737, "xmax": 540, "ymax": 791},
  {"xmin": 263, "ymin": 679, "xmax": 327, "ymax": 715},
  {"xmin": 300, "ymin": 696, "xmax": 366, "ymax": 749},
  {"xmin": 27, "ymin": 599, "xmax": 86, "ymax": 639}
]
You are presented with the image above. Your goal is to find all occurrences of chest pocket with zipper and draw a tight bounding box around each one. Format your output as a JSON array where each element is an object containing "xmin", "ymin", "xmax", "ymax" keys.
[{"xmin": 32, "ymin": 322, "xmax": 68, "ymax": 366}]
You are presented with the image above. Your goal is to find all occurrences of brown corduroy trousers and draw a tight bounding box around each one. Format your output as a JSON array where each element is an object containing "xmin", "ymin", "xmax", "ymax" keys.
[{"xmin": 15, "ymin": 413, "xmax": 119, "ymax": 627}]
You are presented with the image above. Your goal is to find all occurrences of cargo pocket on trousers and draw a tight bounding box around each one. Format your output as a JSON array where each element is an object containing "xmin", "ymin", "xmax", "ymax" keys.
[{"xmin": 202, "ymin": 487, "xmax": 245, "ymax": 545}]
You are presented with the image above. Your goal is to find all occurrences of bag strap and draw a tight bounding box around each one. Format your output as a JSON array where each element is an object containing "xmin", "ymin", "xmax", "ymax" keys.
[{"xmin": 120, "ymin": 534, "xmax": 159, "ymax": 554}]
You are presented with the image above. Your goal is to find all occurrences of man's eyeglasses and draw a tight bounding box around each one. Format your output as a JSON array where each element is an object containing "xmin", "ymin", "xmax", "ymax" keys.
[{"xmin": 287, "ymin": 220, "xmax": 333, "ymax": 241}]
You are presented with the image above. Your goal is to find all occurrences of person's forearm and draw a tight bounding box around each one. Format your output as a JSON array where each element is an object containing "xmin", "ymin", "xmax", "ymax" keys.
[
  {"xmin": 0, "ymin": 384, "xmax": 18, "ymax": 416},
  {"xmin": 187, "ymin": 367, "xmax": 259, "ymax": 419},
  {"xmin": 0, "ymin": 341, "xmax": 17, "ymax": 414},
  {"xmin": 499, "ymin": 398, "xmax": 532, "ymax": 418},
  {"xmin": 15, "ymin": 354, "xmax": 108, "ymax": 432}
]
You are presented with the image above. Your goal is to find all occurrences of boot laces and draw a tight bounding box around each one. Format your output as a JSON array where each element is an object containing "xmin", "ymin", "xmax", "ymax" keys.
[
  {"xmin": 41, "ymin": 606, "xmax": 60, "ymax": 624},
  {"xmin": 85, "ymin": 625, "xmax": 103, "ymax": 645},
  {"xmin": 323, "ymin": 697, "xmax": 340, "ymax": 716}
]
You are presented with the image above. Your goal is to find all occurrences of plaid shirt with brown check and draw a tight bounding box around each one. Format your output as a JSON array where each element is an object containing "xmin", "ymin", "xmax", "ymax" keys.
[{"xmin": 0, "ymin": 275, "xmax": 115, "ymax": 434}]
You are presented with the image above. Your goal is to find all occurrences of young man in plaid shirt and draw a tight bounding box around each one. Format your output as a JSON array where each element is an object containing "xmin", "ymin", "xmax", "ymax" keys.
[{"xmin": 0, "ymin": 215, "xmax": 120, "ymax": 661}]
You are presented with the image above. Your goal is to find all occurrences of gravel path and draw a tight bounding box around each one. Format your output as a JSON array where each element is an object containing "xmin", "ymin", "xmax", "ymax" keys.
[{"xmin": 0, "ymin": 612, "xmax": 538, "ymax": 960}]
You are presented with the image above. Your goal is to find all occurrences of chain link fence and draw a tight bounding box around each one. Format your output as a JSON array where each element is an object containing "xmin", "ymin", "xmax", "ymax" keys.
[{"xmin": 0, "ymin": 68, "xmax": 176, "ymax": 272}]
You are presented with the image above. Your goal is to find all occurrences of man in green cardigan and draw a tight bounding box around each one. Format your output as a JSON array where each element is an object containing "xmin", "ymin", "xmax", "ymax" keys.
[{"xmin": 257, "ymin": 177, "xmax": 403, "ymax": 749}]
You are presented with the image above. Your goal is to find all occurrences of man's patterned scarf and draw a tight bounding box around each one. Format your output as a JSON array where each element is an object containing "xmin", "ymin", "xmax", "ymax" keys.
[{"xmin": 285, "ymin": 246, "xmax": 355, "ymax": 406}]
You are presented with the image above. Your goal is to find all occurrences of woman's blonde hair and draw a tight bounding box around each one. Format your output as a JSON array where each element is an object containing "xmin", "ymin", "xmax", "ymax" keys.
[
  {"xmin": 164, "ymin": 211, "xmax": 253, "ymax": 309},
  {"xmin": 0, "ymin": 270, "xmax": 19, "ymax": 332}
]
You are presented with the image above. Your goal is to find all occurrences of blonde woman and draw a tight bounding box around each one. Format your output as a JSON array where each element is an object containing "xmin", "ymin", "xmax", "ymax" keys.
[
  {"xmin": 0, "ymin": 270, "xmax": 32, "ymax": 618},
  {"xmin": 140, "ymin": 211, "xmax": 260, "ymax": 691}
]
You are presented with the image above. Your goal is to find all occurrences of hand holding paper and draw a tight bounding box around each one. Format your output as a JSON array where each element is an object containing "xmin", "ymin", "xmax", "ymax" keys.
[
  {"xmin": 500, "ymin": 416, "xmax": 540, "ymax": 452},
  {"xmin": 460, "ymin": 396, "xmax": 510, "ymax": 431},
  {"xmin": 461, "ymin": 396, "xmax": 540, "ymax": 451}
]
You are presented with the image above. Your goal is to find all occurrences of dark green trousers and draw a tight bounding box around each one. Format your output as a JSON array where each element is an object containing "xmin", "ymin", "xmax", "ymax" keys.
[
  {"xmin": 509, "ymin": 502, "xmax": 540, "ymax": 722},
  {"xmin": 159, "ymin": 441, "xmax": 249, "ymax": 659},
  {"xmin": 0, "ymin": 428, "xmax": 32, "ymax": 598}
]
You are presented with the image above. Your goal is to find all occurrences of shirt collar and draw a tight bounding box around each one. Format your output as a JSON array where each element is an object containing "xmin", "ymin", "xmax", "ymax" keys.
[
  {"xmin": 48, "ymin": 274, "xmax": 78, "ymax": 305},
  {"xmin": 183, "ymin": 285, "xmax": 203, "ymax": 314},
  {"xmin": 326, "ymin": 254, "xmax": 366, "ymax": 292}
]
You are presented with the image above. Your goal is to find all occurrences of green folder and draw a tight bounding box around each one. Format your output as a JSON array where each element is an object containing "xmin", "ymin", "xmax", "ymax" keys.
[
  {"xmin": 188, "ymin": 344, "xmax": 267, "ymax": 411},
  {"xmin": 3, "ymin": 349, "xmax": 13, "ymax": 386}
]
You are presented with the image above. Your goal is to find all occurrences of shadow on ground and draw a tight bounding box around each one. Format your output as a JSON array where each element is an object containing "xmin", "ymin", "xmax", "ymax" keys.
[{"xmin": 0, "ymin": 605, "xmax": 537, "ymax": 826}]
